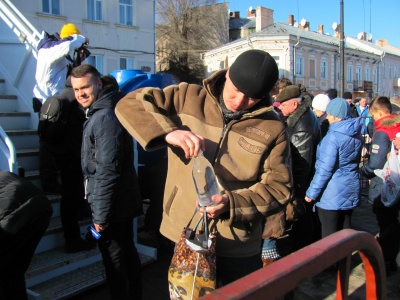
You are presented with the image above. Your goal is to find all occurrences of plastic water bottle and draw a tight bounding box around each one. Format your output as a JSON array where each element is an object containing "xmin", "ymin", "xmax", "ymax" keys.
[{"xmin": 192, "ymin": 150, "xmax": 220, "ymax": 206}]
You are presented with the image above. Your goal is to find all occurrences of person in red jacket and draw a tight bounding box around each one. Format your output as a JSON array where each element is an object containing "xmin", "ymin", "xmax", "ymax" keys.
[{"xmin": 361, "ymin": 96, "xmax": 400, "ymax": 275}]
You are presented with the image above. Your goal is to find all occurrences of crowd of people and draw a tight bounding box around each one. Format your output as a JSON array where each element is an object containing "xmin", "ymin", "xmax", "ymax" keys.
[
  {"xmin": 1, "ymin": 24, "xmax": 400, "ymax": 299},
  {"xmin": 116, "ymin": 48, "xmax": 400, "ymax": 295}
]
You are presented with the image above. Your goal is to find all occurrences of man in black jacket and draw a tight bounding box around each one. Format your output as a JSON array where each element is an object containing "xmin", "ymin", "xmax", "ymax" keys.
[
  {"xmin": 71, "ymin": 65, "xmax": 143, "ymax": 299},
  {"xmin": 275, "ymin": 84, "xmax": 321, "ymax": 252},
  {"xmin": 38, "ymin": 78, "xmax": 94, "ymax": 253},
  {"xmin": 343, "ymin": 91, "xmax": 359, "ymax": 118},
  {"xmin": 0, "ymin": 172, "xmax": 52, "ymax": 300}
]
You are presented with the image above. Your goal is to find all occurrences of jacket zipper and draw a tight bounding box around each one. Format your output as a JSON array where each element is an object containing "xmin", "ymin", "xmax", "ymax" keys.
[
  {"xmin": 84, "ymin": 177, "xmax": 88, "ymax": 200},
  {"xmin": 83, "ymin": 122, "xmax": 95, "ymax": 201},
  {"xmin": 211, "ymin": 123, "xmax": 227, "ymax": 165}
]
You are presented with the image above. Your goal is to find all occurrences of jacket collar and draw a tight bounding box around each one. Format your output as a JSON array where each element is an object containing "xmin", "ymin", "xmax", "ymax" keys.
[
  {"xmin": 285, "ymin": 96, "xmax": 313, "ymax": 128},
  {"xmin": 86, "ymin": 90, "xmax": 125, "ymax": 118}
]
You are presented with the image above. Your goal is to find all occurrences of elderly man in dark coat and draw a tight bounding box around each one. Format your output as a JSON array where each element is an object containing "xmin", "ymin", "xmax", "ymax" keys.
[{"xmin": 275, "ymin": 84, "xmax": 321, "ymax": 252}]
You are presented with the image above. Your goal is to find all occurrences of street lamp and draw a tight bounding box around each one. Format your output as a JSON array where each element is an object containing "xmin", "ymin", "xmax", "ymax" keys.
[{"xmin": 340, "ymin": 0, "xmax": 345, "ymax": 96}]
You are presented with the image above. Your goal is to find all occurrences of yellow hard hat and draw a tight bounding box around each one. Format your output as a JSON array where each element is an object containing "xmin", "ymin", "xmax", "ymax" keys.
[{"xmin": 60, "ymin": 23, "xmax": 81, "ymax": 39}]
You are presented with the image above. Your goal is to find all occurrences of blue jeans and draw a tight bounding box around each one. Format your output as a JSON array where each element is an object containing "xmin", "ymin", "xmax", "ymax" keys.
[
  {"xmin": 262, "ymin": 238, "xmax": 277, "ymax": 250},
  {"xmin": 98, "ymin": 219, "xmax": 142, "ymax": 300}
]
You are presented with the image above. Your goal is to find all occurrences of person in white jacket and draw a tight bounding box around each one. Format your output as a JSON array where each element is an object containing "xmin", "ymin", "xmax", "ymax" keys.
[
  {"xmin": 33, "ymin": 23, "xmax": 89, "ymax": 112},
  {"xmin": 34, "ymin": 24, "xmax": 89, "ymax": 195}
]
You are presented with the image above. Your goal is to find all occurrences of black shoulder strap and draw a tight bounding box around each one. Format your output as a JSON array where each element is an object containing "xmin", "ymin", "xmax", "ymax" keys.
[{"xmin": 66, "ymin": 53, "xmax": 76, "ymax": 78}]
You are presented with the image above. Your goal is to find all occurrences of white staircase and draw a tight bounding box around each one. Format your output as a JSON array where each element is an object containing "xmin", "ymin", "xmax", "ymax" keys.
[
  {"xmin": 0, "ymin": 1, "xmax": 157, "ymax": 299},
  {"xmin": 0, "ymin": 46, "xmax": 108, "ymax": 300}
]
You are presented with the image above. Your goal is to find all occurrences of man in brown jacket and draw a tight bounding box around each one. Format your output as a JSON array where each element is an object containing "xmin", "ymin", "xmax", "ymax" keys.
[{"xmin": 115, "ymin": 50, "xmax": 293, "ymax": 285}]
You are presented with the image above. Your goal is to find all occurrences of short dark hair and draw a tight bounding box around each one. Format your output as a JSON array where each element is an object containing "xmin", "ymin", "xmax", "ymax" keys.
[
  {"xmin": 370, "ymin": 96, "xmax": 392, "ymax": 114},
  {"xmin": 324, "ymin": 88, "xmax": 338, "ymax": 100},
  {"xmin": 276, "ymin": 77, "xmax": 293, "ymax": 90},
  {"xmin": 70, "ymin": 64, "xmax": 101, "ymax": 80},
  {"xmin": 343, "ymin": 91, "xmax": 352, "ymax": 99},
  {"xmin": 101, "ymin": 75, "xmax": 119, "ymax": 90}
]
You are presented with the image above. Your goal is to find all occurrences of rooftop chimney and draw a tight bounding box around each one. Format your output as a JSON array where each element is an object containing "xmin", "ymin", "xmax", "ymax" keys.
[
  {"xmin": 359, "ymin": 32, "xmax": 367, "ymax": 40},
  {"xmin": 229, "ymin": 11, "xmax": 240, "ymax": 19},
  {"xmin": 300, "ymin": 20, "xmax": 310, "ymax": 31},
  {"xmin": 318, "ymin": 25, "xmax": 324, "ymax": 34},
  {"xmin": 333, "ymin": 24, "xmax": 341, "ymax": 38},
  {"xmin": 247, "ymin": 8, "xmax": 256, "ymax": 18},
  {"xmin": 288, "ymin": 14, "xmax": 294, "ymax": 26},
  {"xmin": 256, "ymin": 6, "xmax": 274, "ymax": 31},
  {"xmin": 376, "ymin": 39, "xmax": 388, "ymax": 47}
]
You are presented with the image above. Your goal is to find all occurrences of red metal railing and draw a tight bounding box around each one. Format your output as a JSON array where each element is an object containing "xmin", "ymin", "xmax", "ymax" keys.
[{"xmin": 203, "ymin": 229, "xmax": 387, "ymax": 300}]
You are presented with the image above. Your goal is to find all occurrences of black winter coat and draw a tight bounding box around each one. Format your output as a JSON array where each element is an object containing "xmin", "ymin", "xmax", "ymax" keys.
[
  {"xmin": 285, "ymin": 94, "xmax": 321, "ymax": 198},
  {"xmin": 82, "ymin": 89, "xmax": 142, "ymax": 225},
  {"xmin": 0, "ymin": 171, "xmax": 52, "ymax": 235},
  {"xmin": 61, "ymin": 77, "xmax": 86, "ymax": 161}
]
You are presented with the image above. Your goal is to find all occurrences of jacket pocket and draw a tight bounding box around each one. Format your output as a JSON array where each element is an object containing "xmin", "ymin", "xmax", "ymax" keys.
[{"xmin": 369, "ymin": 178, "xmax": 382, "ymax": 205}]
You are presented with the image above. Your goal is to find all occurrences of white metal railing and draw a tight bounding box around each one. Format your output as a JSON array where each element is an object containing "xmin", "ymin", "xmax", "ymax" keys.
[
  {"xmin": 0, "ymin": 125, "xmax": 18, "ymax": 173},
  {"xmin": 0, "ymin": 0, "xmax": 34, "ymax": 173},
  {"xmin": 0, "ymin": 0, "xmax": 40, "ymax": 128},
  {"xmin": 0, "ymin": 0, "xmax": 41, "ymax": 57}
]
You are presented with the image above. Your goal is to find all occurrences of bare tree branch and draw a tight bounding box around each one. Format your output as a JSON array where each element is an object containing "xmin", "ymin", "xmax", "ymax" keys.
[{"xmin": 156, "ymin": 0, "xmax": 228, "ymax": 83}]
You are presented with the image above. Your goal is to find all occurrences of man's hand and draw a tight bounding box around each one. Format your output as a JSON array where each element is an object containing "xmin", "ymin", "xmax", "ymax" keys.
[
  {"xmin": 165, "ymin": 130, "xmax": 205, "ymax": 159},
  {"xmin": 94, "ymin": 223, "xmax": 106, "ymax": 233},
  {"xmin": 200, "ymin": 194, "xmax": 229, "ymax": 219},
  {"xmin": 305, "ymin": 196, "xmax": 313, "ymax": 203}
]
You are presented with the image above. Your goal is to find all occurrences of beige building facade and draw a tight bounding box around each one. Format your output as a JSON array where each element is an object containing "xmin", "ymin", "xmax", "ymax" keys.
[
  {"xmin": 204, "ymin": 6, "xmax": 400, "ymax": 99},
  {"xmin": 11, "ymin": 0, "xmax": 156, "ymax": 75}
]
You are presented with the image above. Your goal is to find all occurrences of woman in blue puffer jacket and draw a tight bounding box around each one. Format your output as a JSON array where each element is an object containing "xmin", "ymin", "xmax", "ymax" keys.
[{"xmin": 305, "ymin": 98, "xmax": 363, "ymax": 238}]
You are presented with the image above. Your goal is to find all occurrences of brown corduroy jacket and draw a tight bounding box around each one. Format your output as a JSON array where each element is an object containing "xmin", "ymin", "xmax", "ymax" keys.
[{"xmin": 115, "ymin": 70, "xmax": 293, "ymax": 257}]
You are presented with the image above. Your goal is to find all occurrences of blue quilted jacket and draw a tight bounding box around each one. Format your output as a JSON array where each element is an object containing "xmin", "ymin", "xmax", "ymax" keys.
[{"xmin": 306, "ymin": 117, "xmax": 363, "ymax": 210}]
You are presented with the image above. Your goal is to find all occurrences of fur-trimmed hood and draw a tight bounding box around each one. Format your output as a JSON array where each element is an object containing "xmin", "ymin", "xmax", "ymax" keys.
[
  {"xmin": 375, "ymin": 113, "xmax": 400, "ymax": 140},
  {"xmin": 286, "ymin": 93, "xmax": 313, "ymax": 128},
  {"xmin": 377, "ymin": 112, "xmax": 400, "ymax": 127}
]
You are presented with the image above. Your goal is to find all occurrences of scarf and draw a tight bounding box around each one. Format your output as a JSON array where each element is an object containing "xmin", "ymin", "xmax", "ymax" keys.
[{"xmin": 218, "ymin": 83, "xmax": 267, "ymax": 124}]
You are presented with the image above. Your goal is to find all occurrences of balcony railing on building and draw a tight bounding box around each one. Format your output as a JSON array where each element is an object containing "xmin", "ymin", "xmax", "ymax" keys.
[{"xmin": 353, "ymin": 80, "xmax": 374, "ymax": 93}]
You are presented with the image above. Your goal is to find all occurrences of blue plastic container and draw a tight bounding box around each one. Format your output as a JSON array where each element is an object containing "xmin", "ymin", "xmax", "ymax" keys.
[
  {"xmin": 109, "ymin": 69, "xmax": 173, "ymax": 94},
  {"xmin": 109, "ymin": 69, "xmax": 172, "ymax": 166}
]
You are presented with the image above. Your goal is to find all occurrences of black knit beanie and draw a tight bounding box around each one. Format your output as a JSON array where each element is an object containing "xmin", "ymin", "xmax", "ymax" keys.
[{"xmin": 229, "ymin": 50, "xmax": 279, "ymax": 99}]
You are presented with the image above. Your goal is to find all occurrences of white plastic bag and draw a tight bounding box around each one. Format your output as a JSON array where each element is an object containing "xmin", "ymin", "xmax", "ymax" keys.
[{"xmin": 374, "ymin": 142, "xmax": 400, "ymax": 207}]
